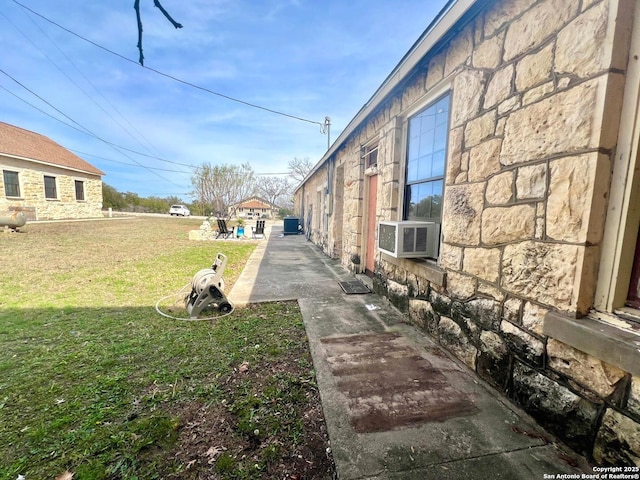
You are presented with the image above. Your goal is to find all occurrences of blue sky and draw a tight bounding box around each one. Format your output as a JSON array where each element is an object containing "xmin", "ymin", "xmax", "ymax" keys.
[{"xmin": 1, "ymin": 0, "xmax": 449, "ymax": 200}]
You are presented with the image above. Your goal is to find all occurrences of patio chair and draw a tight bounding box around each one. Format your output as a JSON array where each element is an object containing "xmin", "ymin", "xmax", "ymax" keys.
[
  {"xmin": 216, "ymin": 218, "xmax": 235, "ymax": 239},
  {"xmin": 251, "ymin": 220, "xmax": 265, "ymax": 239}
]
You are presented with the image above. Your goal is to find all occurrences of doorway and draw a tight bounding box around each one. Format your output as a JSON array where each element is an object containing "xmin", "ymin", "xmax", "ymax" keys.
[
  {"xmin": 334, "ymin": 166, "xmax": 344, "ymax": 258},
  {"xmin": 365, "ymin": 174, "xmax": 378, "ymax": 275}
]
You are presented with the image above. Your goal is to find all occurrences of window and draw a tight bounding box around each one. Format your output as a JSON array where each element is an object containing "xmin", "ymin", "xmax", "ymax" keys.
[
  {"xmin": 364, "ymin": 143, "xmax": 378, "ymax": 169},
  {"xmin": 404, "ymin": 93, "xmax": 450, "ymax": 223},
  {"xmin": 44, "ymin": 176, "xmax": 57, "ymax": 199},
  {"xmin": 75, "ymin": 180, "xmax": 85, "ymax": 201},
  {"xmin": 3, "ymin": 170, "xmax": 20, "ymax": 197},
  {"xmin": 594, "ymin": 34, "xmax": 640, "ymax": 319}
]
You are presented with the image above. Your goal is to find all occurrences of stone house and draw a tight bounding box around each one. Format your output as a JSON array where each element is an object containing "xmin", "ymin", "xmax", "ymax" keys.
[
  {"xmin": 230, "ymin": 197, "xmax": 278, "ymax": 219},
  {"xmin": 294, "ymin": 0, "xmax": 640, "ymax": 466},
  {"xmin": 0, "ymin": 122, "xmax": 104, "ymax": 220}
]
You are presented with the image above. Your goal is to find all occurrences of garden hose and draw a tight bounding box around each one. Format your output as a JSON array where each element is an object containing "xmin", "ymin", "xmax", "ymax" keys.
[{"xmin": 154, "ymin": 282, "xmax": 235, "ymax": 322}]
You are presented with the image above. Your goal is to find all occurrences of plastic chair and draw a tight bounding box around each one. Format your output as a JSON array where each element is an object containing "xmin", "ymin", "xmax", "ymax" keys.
[
  {"xmin": 216, "ymin": 218, "xmax": 235, "ymax": 239},
  {"xmin": 251, "ymin": 220, "xmax": 265, "ymax": 239}
]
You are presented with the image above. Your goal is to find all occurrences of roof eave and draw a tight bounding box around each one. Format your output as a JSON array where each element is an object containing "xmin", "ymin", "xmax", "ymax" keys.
[
  {"xmin": 295, "ymin": 0, "xmax": 479, "ymax": 193},
  {"xmin": 0, "ymin": 152, "xmax": 105, "ymax": 177}
]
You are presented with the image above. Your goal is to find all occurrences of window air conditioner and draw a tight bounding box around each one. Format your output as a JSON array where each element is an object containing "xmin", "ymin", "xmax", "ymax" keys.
[{"xmin": 378, "ymin": 221, "xmax": 440, "ymax": 259}]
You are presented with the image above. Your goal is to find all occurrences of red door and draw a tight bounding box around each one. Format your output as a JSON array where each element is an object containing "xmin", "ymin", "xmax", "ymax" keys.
[{"xmin": 365, "ymin": 174, "xmax": 378, "ymax": 275}]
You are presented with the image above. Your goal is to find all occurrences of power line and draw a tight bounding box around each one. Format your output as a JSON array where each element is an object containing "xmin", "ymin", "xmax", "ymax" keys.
[
  {"xmin": 7, "ymin": 8, "xmax": 170, "ymax": 161},
  {"xmin": 0, "ymin": 68, "xmax": 184, "ymax": 188},
  {"xmin": 12, "ymin": 0, "xmax": 326, "ymax": 127},
  {"xmin": 1, "ymin": 82, "xmax": 291, "ymax": 178},
  {"xmin": 1, "ymin": 10, "xmax": 162, "ymax": 163},
  {"xmin": 71, "ymin": 149, "xmax": 191, "ymax": 173},
  {"xmin": 0, "ymin": 81, "xmax": 194, "ymax": 168}
]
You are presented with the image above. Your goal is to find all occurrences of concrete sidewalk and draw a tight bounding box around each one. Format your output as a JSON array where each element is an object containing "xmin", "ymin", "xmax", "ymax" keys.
[{"xmin": 228, "ymin": 224, "xmax": 592, "ymax": 479}]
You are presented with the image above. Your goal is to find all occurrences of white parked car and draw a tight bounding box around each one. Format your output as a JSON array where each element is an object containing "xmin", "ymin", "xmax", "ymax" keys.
[{"xmin": 169, "ymin": 205, "xmax": 190, "ymax": 216}]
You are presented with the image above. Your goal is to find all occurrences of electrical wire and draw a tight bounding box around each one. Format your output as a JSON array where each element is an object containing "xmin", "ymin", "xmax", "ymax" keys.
[
  {"xmin": 70, "ymin": 149, "xmax": 191, "ymax": 173},
  {"xmin": 2, "ymin": 83, "xmax": 287, "ymax": 177},
  {"xmin": 0, "ymin": 69, "xmax": 186, "ymax": 187},
  {"xmin": 1, "ymin": 9, "xmax": 169, "ymax": 163},
  {"xmin": 12, "ymin": 0, "xmax": 325, "ymax": 128},
  {"xmin": 0, "ymin": 82, "xmax": 195, "ymax": 169}
]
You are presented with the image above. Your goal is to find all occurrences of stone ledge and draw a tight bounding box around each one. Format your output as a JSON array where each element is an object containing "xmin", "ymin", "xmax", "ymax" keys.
[
  {"xmin": 381, "ymin": 252, "xmax": 446, "ymax": 287},
  {"xmin": 543, "ymin": 311, "xmax": 640, "ymax": 377}
]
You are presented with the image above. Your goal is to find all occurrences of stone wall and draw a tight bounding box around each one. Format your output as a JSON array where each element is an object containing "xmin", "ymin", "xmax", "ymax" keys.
[
  {"xmin": 296, "ymin": 0, "xmax": 640, "ymax": 466},
  {"xmin": 0, "ymin": 156, "xmax": 103, "ymax": 220}
]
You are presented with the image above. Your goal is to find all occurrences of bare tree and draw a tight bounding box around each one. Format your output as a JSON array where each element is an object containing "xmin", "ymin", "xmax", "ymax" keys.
[
  {"xmin": 257, "ymin": 176, "xmax": 291, "ymax": 209},
  {"xmin": 134, "ymin": 0, "xmax": 183, "ymax": 65},
  {"xmin": 288, "ymin": 157, "xmax": 314, "ymax": 184},
  {"xmin": 191, "ymin": 163, "xmax": 256, "ymax": 218}
]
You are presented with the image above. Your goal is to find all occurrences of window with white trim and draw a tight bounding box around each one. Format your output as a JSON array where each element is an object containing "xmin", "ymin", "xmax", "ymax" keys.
[
  {"xmin": 75, "ymin": 180, "xmax": 85, "ymax": 201},
  {"xmin": 404, "ymin": 93, "xmax": 450, "ymax": 223},
  {"xmin": 3, "ymin": 170, "xmax": 20, "ymax": 197},
  {"xmin": 44, "ymin": 175, "xmax": 57, "ymax": 199},
  {"xmin": 363, "ymin": 142, "xmax": 378, "ymax": 169}
]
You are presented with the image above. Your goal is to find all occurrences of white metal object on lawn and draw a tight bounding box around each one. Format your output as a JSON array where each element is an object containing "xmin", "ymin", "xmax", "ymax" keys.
[{"xmin": 184, "ymin": 253, "xmax": 232, "ymax": 318}]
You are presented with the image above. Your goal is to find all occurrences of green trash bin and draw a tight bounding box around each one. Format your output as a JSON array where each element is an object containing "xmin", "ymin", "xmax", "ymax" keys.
[{"xmin": 283, "ymin": 216, "xmax": 299, "ymax": 235}]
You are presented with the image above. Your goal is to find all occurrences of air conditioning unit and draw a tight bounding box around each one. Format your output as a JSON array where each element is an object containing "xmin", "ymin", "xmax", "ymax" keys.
[{"xmin": 378, "ymin": 221, "xmax": 440, "ymax": 259}]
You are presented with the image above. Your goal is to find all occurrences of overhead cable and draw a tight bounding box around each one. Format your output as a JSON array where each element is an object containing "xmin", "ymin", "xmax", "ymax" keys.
[
  {"xmin": 7, "ymin": 8, "xmax": 170, "ymax": 161},
  {"xmin": 12, "ymin": 0, "xmax": 325, "ymax": 127},
  {"xmin": 0, "ymin": 68, "xmax": 183, "ymax": 188},
  {"xmin": 0, "ymin": 81, "xmax": 194, "ymax": 169}
]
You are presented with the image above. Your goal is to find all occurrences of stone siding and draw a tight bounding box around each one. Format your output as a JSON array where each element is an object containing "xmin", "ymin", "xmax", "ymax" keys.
[
  {"xmin": 294, "ymin": 0, "xmax": 640, "ymax": 466},
  {"xmin": 1, "ymin": 156, "xmax": 103, "ymax": 220}
]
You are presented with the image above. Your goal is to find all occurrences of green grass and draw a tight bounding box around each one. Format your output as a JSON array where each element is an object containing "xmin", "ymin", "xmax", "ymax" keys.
[{"xmin": 0, "ymin": 218, "xmax": 333, "ymax": 479}]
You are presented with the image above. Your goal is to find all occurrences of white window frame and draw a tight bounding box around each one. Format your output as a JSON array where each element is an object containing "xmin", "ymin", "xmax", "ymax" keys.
[
  {"xmin": 74, "ymin": 180, "xmax": 85, "ymax": 201},
  {"xmin": 543, "ymin": 6, "xmax": 640, "ymax": 377},
  {"xmin": 3, "ymin": 170, "xmax": 21, "ymax": 198},
  {"xmin": 594, "ymin": 13, "xmax": 640, "ymax": 317},
  {"xmin": 43, "ymin": 175, "xmax": 58, "ymax": 200},
  {"xmin": 398, "ymin": 83, "xmax": 452, "ymax": 224}
]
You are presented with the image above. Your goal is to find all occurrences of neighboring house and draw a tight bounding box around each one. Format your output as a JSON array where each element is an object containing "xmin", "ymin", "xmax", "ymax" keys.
[
  {"xmin": 0, "ymin": 122, "xmax": 104, "ymax": 220},
  {"xmin": 230, "ymin": 197, "xmax": 278, "ymax": 219},
  {"xmin": 295, "ymin": 0, "xmax": 640, "ymax": 466}
]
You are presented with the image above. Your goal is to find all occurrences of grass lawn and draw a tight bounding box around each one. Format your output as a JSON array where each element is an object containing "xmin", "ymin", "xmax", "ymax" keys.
[{"xmin": 0, "ymin": 217, "xmax": 334, "ymax": 479}]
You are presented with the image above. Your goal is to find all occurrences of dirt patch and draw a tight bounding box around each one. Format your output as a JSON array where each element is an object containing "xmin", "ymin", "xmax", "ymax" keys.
[
  {"xmin": 321, "ymin": 332, "xmax": 477, "ymax": 433},
  {"xmin": 162, "ymin": 305, "xmax": 336, "ymax": 479},
  {"xmin": 166, "ymin": 369, "xmax": 335, "ymax": 479}
]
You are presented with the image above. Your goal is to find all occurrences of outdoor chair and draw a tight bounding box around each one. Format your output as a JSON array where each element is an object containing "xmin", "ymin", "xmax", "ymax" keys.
[
  {"xmin": 216, "ymin": 218, "xmax": 235, "ymax": 239},
  {"xmin": 251, "ymin": 220, "xmax": 265, "ymax": 239}
]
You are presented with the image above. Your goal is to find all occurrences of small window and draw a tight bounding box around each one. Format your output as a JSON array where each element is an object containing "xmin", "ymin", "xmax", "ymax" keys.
[
  {"xmin": 44, "ymin": 176, "xmax": 57, "ymax": 199},
  {"xmin": 404, "ymin": 93, "xmax": 450, "ymax": 223},
  {"xmin": 75, "ymin": 180, "xmax": 85, "ymax": 201},
  {"xmin": 364, "ymin": 143, "xmax": 379, "ymax": 169},
  {"xmin": 3, "ymin": 170, "xmax": 20, "ymax": 197}
]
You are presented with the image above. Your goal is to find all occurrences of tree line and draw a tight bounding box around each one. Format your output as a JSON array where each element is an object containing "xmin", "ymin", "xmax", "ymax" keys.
[{"xmin": 102, "ymin": 157, "xmax": 313, "ymax": 217}]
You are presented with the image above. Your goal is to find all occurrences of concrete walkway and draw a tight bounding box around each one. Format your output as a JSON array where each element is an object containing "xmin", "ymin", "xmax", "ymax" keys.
[{"xmin": 229, "ymin": 224, "xmax": 592, "ymax": 479}]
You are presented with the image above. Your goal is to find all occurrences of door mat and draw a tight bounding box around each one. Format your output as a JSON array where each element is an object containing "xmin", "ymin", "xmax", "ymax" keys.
[{"xmin": 338, "ymin": 280, "xmax": 371, "ymax": 294}]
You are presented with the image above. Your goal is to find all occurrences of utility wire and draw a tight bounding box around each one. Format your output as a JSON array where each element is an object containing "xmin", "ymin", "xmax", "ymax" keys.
[
  {"xmin": 71, "ymin": 149, "xmax": 191, "ymax": 173},
  {"xmin": 12, "ymin": 0, "xmax": 325, "ymax": 127},
  {"xmin": 0, "ymin": 82, "xmax": 194, "ymax": 168},
  {"xmin": 5, "ymin": 8, "xmax": 169, "ymax": 161},
  {"xmin": 0, "ymin": 68, "xmax": 183, "ymax": 188},
  {"xmin": 2, "ymin": 83, "xmax": 290, "ymax": 177}
]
